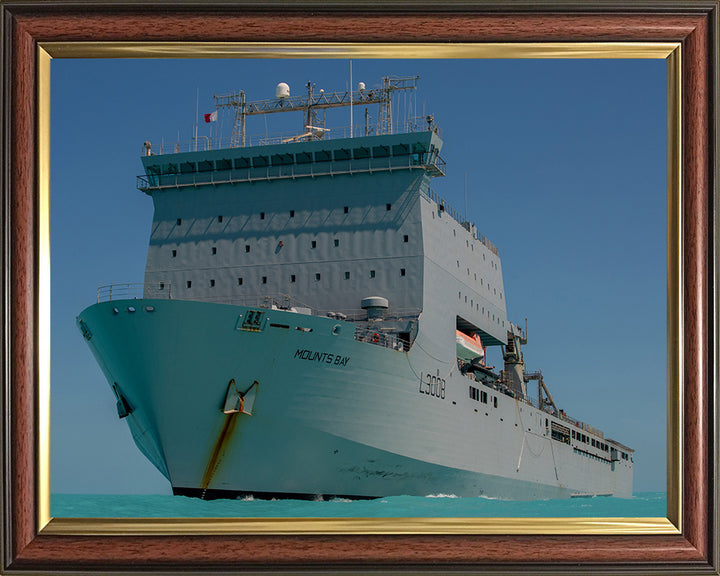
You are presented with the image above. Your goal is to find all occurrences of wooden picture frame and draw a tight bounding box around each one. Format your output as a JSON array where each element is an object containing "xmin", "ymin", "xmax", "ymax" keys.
[{"xmin": 1, "ymin": 1, "xmax": 717, "ymax": 573}]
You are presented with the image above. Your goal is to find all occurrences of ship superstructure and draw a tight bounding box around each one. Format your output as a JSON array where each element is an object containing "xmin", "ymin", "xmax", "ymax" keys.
[{"xmin": 78, "ymin": 76, "xmax": 634, "ymax": 500}]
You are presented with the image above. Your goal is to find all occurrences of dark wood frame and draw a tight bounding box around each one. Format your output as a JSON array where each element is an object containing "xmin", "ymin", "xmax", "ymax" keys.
[{"xmin": 1, "ymin": 1, "xmax": 717, "ymax": 573}]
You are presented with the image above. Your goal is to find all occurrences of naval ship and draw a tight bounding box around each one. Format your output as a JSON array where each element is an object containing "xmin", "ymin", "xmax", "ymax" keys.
[{"xmin": 77, "ymin": 76, "xmax": 634, "ymax": 500}]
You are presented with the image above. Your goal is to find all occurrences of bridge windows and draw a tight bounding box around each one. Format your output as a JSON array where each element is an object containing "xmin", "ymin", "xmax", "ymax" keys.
[
  {"xmin": 211, "ymin": 247, "xmax": 217, "ymax": 255},
  {"xmin": 404, "ymin": 235, "xmax": 409, "ymax": 242},
  {"xmin": 262, "ymin": 276, "xmax": 267, "ymax": 284},
  {"xmin": 370, "ymin": 270, "xmax": 376, "ymax": 279},
  {"xmin": 238, "ymin": 278, "xmax": 243, "ymax": 285},
  {"xmin": 401, "ymin": 268, "xmax": 406, "ymax": 277},
  {"xmin": 291, "ymin": 275, "xmax": 296, "ymax": 283},
  {"xmin": 311, "ymin": 241, "xmax": 317, "ymax": 249},
  {"xmin": 186, "ymin": 281, "xmax": 192, "ymax": 288},
  {"xmin": 172, "ymin": 250, "xmax": 177, "ymax": 258}
]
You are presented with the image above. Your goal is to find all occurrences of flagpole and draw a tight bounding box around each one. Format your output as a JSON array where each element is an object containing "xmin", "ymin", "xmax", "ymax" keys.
[{"xmin": 195, "ymin": 87, "xmax": 199, "ymax": 151}]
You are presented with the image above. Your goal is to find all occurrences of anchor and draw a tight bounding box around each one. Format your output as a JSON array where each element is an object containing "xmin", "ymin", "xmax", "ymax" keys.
[{"xmin": 222, "ymin": 379, "xmax": 258, "ymax": 415}]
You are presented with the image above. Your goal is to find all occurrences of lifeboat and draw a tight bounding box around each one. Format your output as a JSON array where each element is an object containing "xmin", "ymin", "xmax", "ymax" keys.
[{"xmin": 456, "ymin": 330, "xmax": 485, "ymax": 362}]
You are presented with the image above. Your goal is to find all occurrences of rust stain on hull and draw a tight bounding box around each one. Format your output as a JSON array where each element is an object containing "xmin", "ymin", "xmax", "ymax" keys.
[{"xmin": 200, "ymin": 413, "xmax": 240, "ymax": 492}]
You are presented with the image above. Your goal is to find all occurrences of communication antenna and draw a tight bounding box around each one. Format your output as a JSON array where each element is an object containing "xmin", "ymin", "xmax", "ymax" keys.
[
  {"xmin": 464, "ymin": 173, "xmax": 468, "ymax": 222},
  {"xmin": 213, "ymin": 75, "xmax": 420, "ymax": 148}
]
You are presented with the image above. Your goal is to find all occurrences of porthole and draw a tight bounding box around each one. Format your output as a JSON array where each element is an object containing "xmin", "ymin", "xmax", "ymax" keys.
[
  {"xmin": 127, "ymin": 306, "xmax": 136, "ymax": 313},
  {"xmin": 112, "ymin": 307, "xmax": 119, "ymax": 315},
  {"xmin": 145, "ymin": 306, "xmax": 155, "ymax": 313}
]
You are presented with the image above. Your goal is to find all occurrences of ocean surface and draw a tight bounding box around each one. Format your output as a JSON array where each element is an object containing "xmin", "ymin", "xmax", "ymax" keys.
[{"xmin": 52, "ymin": 491, "xmax": 665, "ymax": 518}]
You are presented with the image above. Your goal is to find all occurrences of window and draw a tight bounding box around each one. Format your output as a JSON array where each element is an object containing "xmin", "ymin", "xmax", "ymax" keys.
[
  {"xmin": 262, "ymin": 276, "xmax": 267, "ymax": 284},
  {"xmin": 315, "ymin": 273, "xmax": 321, "ymax": 281},
  {"xmin": 245, "ymin": 245, "xmax": 250, "ymax": 253},
  {"xmin": 177, "ymin": 218, "xmax": 182, "ymax": 225},
  {"xmin": 481, "ymin": 390, "xmax": 488, "ymax": 403},
  {"xmin": 400, "ymin": 268, "xmax": 406, "ymax": 277},
  {"xmin": 210, "ymin": 279, "xmax": 215, "ymax": 287},
  {"xmin": 334, "ymin": 239, "xmax": 339, "ymax": 247},
  {"xmin": 159, "ymin": 283, "xmax": 165, "ymax": 290},
  {"xmin": 186, "ymin": 281, "xmax": 192, "ymax": 288},
  {"xmin": 403, "ymin": 235, "xmax": 409, "ymax": 243},
  {"xmin": 238, "ymin": 278, "xmax": 243, "ymax": 285},
  {"xmin": 290, "ymin": 210, "xmax": 295, "ymax": 217},
  {"xmin": 345, "ymin": 271, "xmax": 350, "ymax": 280},
  {"xmin": 493, "ymin": 397, "xmax": 498, "ymax": 408},
  {"xmin": 172, "ymin": 250, "xmax": 177, "ymax": 258},
  {"xmin": 311, "ymin": 241, "xmax": 317, "ymax": 248},
  {"xmin": 386, "ymin": 203, "xmax": 392, "ymax": 211},
  {"xmin": 291, "ymin": 275, "xmax": 296, "ymax": 283},
  {"xmin": 211, "ymin": 247, "xmax": 217, "ymax": 255},
  {"xmin": 218, "ymin": 215, "xmax": 223, "ymax": 223},
  {"xmin": 260, "ymin": 212, "xmax": 265, "ymax": 220},
  {"xmin": 370, "ymin": 270, "xmax": 376, "ymax": 278},
  {"xmin": 344, "ymin": 206, "xmax": 349, "ymax": 214}
]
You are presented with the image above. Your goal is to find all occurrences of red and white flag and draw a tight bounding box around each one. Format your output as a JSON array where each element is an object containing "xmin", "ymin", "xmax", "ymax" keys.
[{"xmin": 204, "ymin": 110, "xmax": 217, "ymax": 123}]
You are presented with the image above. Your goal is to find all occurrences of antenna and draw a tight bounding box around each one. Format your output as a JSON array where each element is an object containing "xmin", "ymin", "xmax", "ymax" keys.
[
  {"xmin": 213, "ymin": 76, "xmax": 419, "ymax": 147},
  {"xmin": 464, "ymin": 173, "xmax": 468, "ymax": 222},
  {"xmin": 194, "ymin": 87, "xmax": 199, "ymax": 152}
]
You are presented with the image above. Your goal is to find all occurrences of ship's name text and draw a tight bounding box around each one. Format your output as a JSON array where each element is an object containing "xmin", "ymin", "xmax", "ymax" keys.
[
  {"xmin": 419, "ymin": 372, "xmax": 446, "ymax": 399},
  {"xmin": 294, "ymin": 349, "xmax": 351, "ymax": 367}
]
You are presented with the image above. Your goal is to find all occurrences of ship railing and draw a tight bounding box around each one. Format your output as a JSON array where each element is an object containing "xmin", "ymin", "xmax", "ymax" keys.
[
  {"xmin": 141, "ymin": 118, "xmax": 436, "ymax": 156},
  {"xmin": 137, "ymin": 152, "xmax": 445, "ymax": 192},
  {"xmin": 96, "ymin": 282, "xmax": 173, "ymax": 303},
  {"xmin": 354, "ymin": 327, "xmax": 407, "ymax": 351},
  {"xmin": 422, "ymin": 189, "xmax": 499, "ymax": 256},
  {"xmin": 141, "ymin": 291, "xmax": 422, "ymax": 322}
]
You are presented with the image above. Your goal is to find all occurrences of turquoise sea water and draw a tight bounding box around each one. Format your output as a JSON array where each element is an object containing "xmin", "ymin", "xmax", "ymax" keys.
[{"xmin": 52, "ymin": 491, "xmax": 665, "ymax": 518}]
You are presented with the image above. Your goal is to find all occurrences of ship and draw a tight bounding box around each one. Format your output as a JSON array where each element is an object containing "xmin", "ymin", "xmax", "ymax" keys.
[{"xmin": 77, "ymin": 76, "xmax": 634, "ymax": 500}]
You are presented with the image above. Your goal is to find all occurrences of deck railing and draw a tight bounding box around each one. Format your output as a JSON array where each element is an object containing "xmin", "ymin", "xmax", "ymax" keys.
[
  {"xmin": 141, "ymin": 119, "xmax": 437, "ymax": 156},
  {"xmin": 96, "ymin": 283, "xmax": 172, "ymax": 303}
]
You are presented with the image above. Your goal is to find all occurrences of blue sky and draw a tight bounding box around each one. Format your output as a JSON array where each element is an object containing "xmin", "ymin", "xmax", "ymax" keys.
[{"xmin": 50, "ymin": 57, "xmax": 666, "ymax": 495}]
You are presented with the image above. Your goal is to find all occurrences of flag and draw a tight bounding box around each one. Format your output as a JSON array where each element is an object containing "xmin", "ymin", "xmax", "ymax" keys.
[{"xmin": 204, "ymin": 110, "xmax": 217, "ymax": 123}]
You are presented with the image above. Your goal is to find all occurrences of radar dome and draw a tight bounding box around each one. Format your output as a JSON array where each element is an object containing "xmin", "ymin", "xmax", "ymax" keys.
[
  {"xmin": 276, "ymin": 82, "xmax": 290, "ymax": 98},
  {"xmin": 358, "ymin": 81, "xmax": 366, "ymax": 91}
]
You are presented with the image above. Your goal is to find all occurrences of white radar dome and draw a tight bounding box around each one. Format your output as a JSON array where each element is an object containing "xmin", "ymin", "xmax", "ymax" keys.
[
  {"xmin": 276, "ymin": 82, "xmax": 290, "ymax": 98},
  {"xmin": 358, "ymin": 81, "xmax": 366, "ymax": 91}
]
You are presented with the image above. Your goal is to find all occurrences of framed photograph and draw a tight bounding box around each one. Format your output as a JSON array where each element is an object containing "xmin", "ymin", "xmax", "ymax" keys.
[{"xmin": 1, "ymin": 1, "xmax": 717, "ymax": 574}]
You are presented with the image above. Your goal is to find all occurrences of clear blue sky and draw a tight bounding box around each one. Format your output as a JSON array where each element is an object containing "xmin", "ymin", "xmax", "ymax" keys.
[{"xmin": 50, "ymin": 57, "xmax": 666, "ymax": 495}]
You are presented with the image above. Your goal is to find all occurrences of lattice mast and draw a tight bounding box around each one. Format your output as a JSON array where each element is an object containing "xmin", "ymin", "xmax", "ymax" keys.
[{"xmin": 213, "ymin": 76, "xmax": 420, "ymax": 148}]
